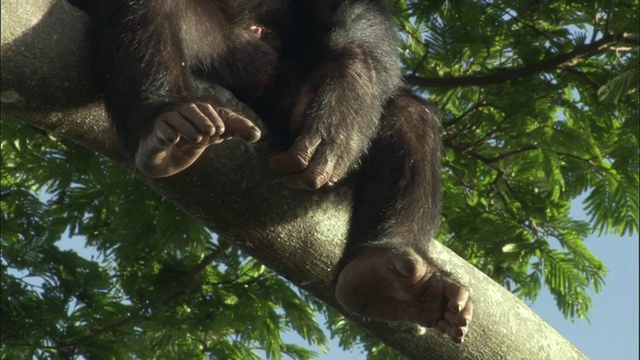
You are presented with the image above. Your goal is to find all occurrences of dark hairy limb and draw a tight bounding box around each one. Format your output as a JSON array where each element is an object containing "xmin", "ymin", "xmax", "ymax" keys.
[
  {"xmin": 87, "ymin": 0, "xmax": 265, "ymax": 177},
  {"xmin": 333, "ymin": 91, "xmax": 473, "ymax": 342},
  {"xmin": 269, "ymin": 1, "xmax": 403, "ymax": 190}
]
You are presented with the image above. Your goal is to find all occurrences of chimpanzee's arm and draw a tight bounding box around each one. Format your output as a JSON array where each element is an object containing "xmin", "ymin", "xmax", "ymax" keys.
[{"xmin": 269, "ymin": 0, "xmax": 402, "ymax": 189}]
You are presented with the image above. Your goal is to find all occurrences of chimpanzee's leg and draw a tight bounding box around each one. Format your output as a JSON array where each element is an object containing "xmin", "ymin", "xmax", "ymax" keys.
[{"xmin": 334, "ymin": 91, "xmax": 473, "ymax": 343}]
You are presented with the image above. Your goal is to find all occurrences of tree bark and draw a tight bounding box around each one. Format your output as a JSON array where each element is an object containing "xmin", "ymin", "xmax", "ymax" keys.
[{"xmin": 0, "ymin": 1, "xmax": 588, "ymax": 359}]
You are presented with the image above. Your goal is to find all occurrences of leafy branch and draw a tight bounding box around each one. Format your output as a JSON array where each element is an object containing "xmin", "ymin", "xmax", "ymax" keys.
[
  {"xmin": 406, "ymin": 32, "xmax": 637, "ymax": 88},
  {"xmin": 55, "ymin": 243, "xmax": 231, "ymax": 351}
]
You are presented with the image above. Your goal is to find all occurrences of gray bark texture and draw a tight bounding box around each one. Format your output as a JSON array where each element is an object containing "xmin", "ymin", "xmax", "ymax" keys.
[{"xmin": 0, "ymin": 1, "xmax": 588, "ymax": 359}]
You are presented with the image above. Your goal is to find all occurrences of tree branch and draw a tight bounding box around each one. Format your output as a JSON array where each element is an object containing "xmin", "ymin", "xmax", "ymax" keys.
[
  {"xmin": 406, "ymin": 32, "xmax": 630, "ymax": 88},
  {"xmin": 1, "ymin": 1, "xmax": 588, "ymax": 359},
  {"xmin": 57, "ymin": 243, "xmax": 231, "ymax": 350}
]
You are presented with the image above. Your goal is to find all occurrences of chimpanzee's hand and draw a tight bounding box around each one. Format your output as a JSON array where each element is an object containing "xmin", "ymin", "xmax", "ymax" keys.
[
  {"xmin": 136, "ymin": 102, "xmax": 261, "ymax": 178},
  {"xmin": 268, "ymin": 81, "xmax": 368, "ymax": 190},
  {"xmin": 269, "ymin": 132, "xmax": 348, "ymax": 190}
]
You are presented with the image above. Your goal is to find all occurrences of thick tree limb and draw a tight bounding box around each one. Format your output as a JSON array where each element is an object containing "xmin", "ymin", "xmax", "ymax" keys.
[{"xmin": 1, "ymin": 1, "xmax": 588, "ymax": 359}]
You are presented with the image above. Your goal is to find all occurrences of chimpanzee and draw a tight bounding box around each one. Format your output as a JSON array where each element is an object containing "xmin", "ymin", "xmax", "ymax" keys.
[{"xmin": 70, "ymin": 0, "xmax": 473, "ymax": 342}]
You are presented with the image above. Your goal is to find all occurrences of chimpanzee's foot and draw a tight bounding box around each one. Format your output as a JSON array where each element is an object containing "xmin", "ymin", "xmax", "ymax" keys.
[
  {"xmin": 136, "ymin": 102, "xmax": 261, "ymax": 178},
  {"xmin": 335, "ymin": 248, "xmax": 473, "ymax": 343}
]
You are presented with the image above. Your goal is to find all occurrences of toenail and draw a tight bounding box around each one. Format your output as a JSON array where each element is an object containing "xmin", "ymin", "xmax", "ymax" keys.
[{"xmin": 450, "ymin": 302, "xmax": 464, "ymax": 312}]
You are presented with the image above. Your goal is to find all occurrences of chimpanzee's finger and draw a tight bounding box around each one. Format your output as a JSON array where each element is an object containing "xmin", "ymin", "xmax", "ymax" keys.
[
  {"xmin": 157, "ymin": 111, "xmax": 203, "ymax": 143},
  {"xmin": 269, "ymin": 135, "xmax": 322, "ymax": 174},
  {"xmin": 217, "ymin": 109, "xmax": 262, "ymax": 143},
  {"xmin": 150, "ymin": 120, "xmax": 181, "ymax": 148},
  {"xmin": 193, "ymin": 102, "xmax": 226, "ymax": 135},
  {"xmin": 170, "ymin": 103, "xmax": 214, "ymax": 141},
  {"xmin": 278, "ymin": 145, "xmax": 336, "ymax": 190}
]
